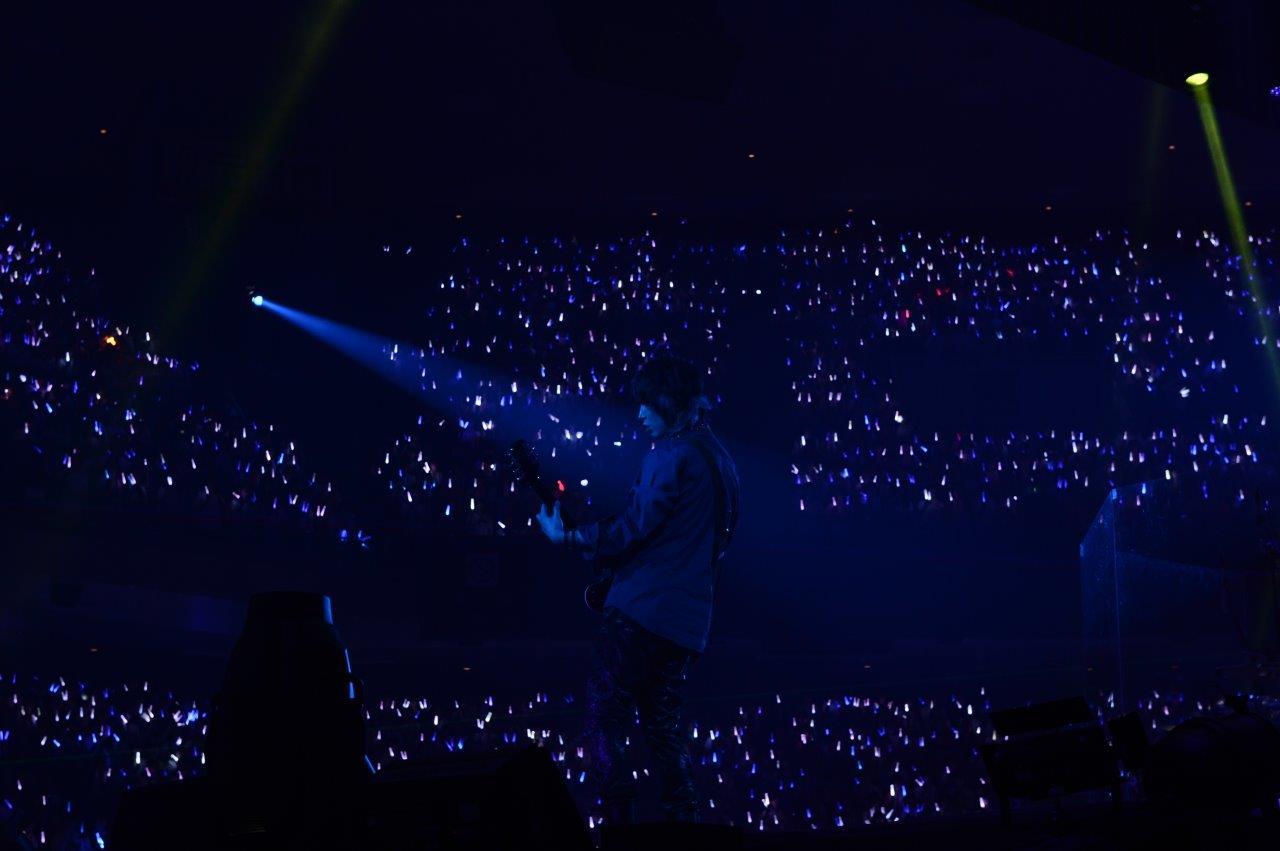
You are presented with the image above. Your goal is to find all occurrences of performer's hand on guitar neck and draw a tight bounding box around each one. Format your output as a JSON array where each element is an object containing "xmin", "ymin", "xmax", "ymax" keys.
[{"xmin": 536, "ymin": 500, "xmax": 567, "ymax": 544}]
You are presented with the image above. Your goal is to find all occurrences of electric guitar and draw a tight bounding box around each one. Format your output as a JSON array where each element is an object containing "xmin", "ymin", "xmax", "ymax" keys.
[{"xmin": 509, "ymin": 439, "xmax": 616, "ymax": 613}]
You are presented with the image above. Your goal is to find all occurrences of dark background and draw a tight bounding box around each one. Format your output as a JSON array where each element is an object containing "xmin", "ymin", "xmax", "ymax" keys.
[{"xmin": 2, "ymin": 0, "xmax": 1278, "ymax": 699}]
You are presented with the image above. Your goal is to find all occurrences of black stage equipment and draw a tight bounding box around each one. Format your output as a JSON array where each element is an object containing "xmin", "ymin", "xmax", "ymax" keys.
[
  {"xmin": 1146, "ymin": 708, "xmax": 1280, "ymax": 811},
  {"xmin": 601, "ymin": 822, "xmax": 744, "ymax": 850},
  {"xmin": 1106, "ymin": 711, "xmax": 1149, "ymax": 775},
  {"xmin": 113, "ymin": 747, "xmax": 589, "ymax": 850},
  {"xmin": 114, "ymin": 591, "xmax": 371, "ymax": 848},
  {"xmin": 205, "ymin": 591, "xmax": 370, "ymax": 840},
  {"xmin": 981, "ymin": 697, "xmax": 1121, "ymax": 824},
  {"xmin": 365, "ymin": 746, "xmax": 591, "ymax": 850},
  {"xmin": 114, "ymin": 592, "xmax": 588, "ymax": 848}
]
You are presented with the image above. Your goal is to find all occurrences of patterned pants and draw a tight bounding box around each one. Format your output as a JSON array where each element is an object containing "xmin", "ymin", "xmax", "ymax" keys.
[{"xmin": 586, "ymin": 608, "xmax": 700, "ymax": 822}]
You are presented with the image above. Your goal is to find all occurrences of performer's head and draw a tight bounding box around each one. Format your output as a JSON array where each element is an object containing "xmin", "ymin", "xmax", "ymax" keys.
[{"xmin": 632, "ymin": 352, "xmax": 711, "ymax": 437}]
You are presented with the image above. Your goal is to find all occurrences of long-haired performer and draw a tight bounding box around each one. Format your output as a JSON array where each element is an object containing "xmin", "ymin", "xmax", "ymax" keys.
[{"xmin": 537, "ymin": 352, "xmax": 740, "ymax": 824}]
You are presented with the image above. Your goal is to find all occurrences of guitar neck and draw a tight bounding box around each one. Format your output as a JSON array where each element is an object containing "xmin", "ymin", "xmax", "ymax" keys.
[
  {"xmin": 511, "ymin": 439, "xmax": 577, "ymax": 526},
  {"xmin": 536, "ymin": 478, "xmax": 575, "ymax": 526}
]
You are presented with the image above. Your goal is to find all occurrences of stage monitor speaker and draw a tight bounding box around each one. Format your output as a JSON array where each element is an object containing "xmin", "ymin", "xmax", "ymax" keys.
[
  {"xmin": 111, "ymin": 777, "xmax": 219, "ymax": 851},
  {"xmin": 366, "ymin": 745, "xmax": 591, "ymax": 850},
  {"xmin": 990, "ymin": 696, "xmax": 1092, "ymax": 737},
  {"xmin": 1146, "ymin": 709, "xmax": 1280, "ymax": 811},
  {"xmin": 981, "ymin": 724, "xmax": 1118, "ymax": 801},
  {"xmin": 602, "ymin": 822, "xmax": 743, "ymax": 851},
  {"xmin": 981, "ymin": 696, "xmax": 1120, "ymax": 824},
  {"xmin": 1106, "ymin": 711, "xmax": 1149, "ymax": 774},
  {"xmin": 114, "ymin": 747, "xmax": 589, "ymax": 850}
]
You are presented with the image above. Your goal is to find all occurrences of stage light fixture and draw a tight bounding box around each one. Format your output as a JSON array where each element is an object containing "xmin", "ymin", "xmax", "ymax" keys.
[
  {"xmin": 1186, "ymin": 72, "xmax": 1209, "ymax": 87},
  {"xmin": 251, "ymin": 294, "xmax": 264, "ymax": 307}
]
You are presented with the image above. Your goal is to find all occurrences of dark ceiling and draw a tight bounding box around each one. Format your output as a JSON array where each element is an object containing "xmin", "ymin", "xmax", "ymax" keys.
[
  {"xmin": 2, "ymin": 0, "xmax": 1277, "ymax": 240},
  {"xmin": 971, "ymin": 0, "xmax": 1280, "ymax": 130}
]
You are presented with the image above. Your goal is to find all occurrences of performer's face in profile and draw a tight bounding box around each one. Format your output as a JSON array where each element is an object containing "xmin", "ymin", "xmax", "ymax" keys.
[{"xmin": 638, "ymin": 403, "xmax": 670, "ymax": 437}]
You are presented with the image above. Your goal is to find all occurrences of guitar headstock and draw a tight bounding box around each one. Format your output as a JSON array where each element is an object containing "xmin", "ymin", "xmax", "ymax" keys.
[
  {"xmin": 509, "ymin": 439, "xmax": 539, "ymax": 485},
  {"xmin": 509, "ymin": 439, "xmax": 559, "ymax": 508}
]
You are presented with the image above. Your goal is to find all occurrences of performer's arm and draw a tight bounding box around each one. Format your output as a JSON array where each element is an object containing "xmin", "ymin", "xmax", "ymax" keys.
[{"xmin": 569, "ymin": 446, "xmax": 680, "ymax": 561}]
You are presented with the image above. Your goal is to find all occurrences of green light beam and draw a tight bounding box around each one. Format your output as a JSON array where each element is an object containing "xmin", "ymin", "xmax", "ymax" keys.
[
  {"xmin": 162, "ymin": 0, "xmax": 352, "ymax": 341},
  {"xmin": 1190, "ymin": 82, "xmax": 1280, "ymax": 409}
]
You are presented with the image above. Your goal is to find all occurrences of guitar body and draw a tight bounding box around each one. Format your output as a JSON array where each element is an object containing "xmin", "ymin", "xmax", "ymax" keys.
[
  {"xmin": 583, "ymin": 574, "xmax": 612, "ymax": 614},
  {"xmin": 512, "ymin": 434, "xmax": 734, "ymax": 614},
  {"xmin": 509, "ymin": 438, "xmax": 615, "ymax": 614}
]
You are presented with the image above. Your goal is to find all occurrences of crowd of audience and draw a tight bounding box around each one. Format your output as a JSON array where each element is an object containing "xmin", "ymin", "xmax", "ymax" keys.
[
  {"xmin": 370, "ymin": 222, "xmax": 1276, "ymax": 519},
  {"xmin": 778, "ymin": 226, "xmax": 1273, "ymax": 511},
  {"xmin": 0, "ymin": 216, "xmax": 367, "ymax": 544},
  {"xmin": 3, "ymin": 212, "xmax": 1277, "ymax": 537},
  {"xmin": 3, "ymin": 216, "xmax": 1279, "ymax": 845},
  {"xmin": 0, "ymin": 669, "xmax": 1234, "ymax": 847},
  {"xmin": 371, "ymin": 233, "xmax": 737, "ymax": 533}
]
